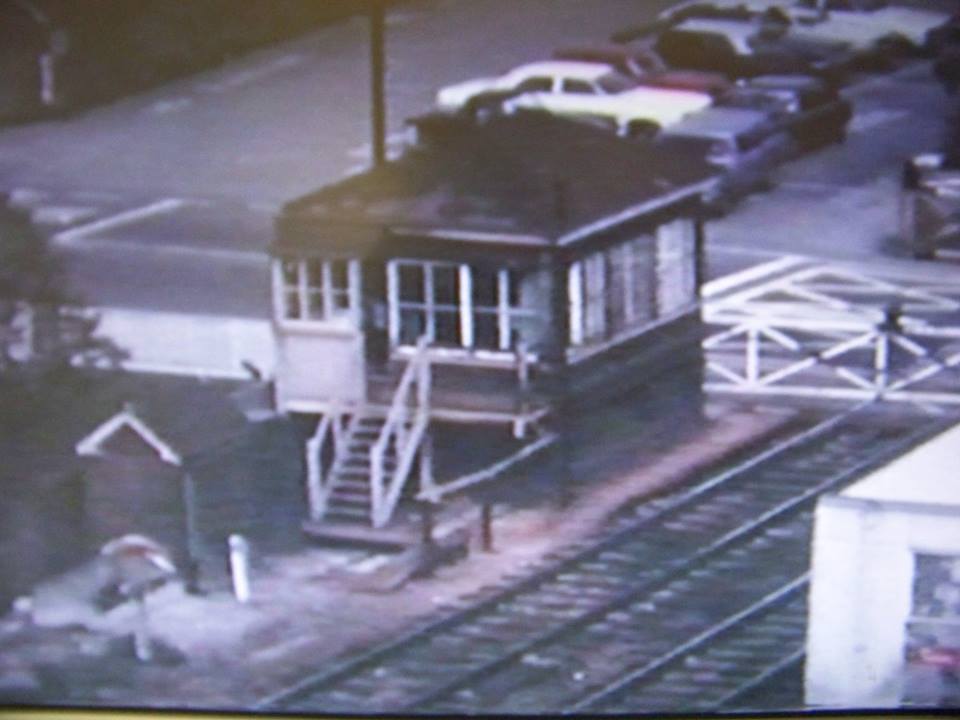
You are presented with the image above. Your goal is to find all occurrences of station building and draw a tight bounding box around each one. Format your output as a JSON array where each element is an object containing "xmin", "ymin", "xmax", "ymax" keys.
[
  {"xmin": 805, "ymin": 421, "xmax": 960, "ymax": 708},
  {"xmin": 271, "ymin": 111, "xmax": 721, "ymax": 533}
]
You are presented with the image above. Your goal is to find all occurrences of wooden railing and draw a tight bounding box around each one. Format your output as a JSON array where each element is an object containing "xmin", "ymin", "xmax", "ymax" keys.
[
  {"xmin": 304, "ymin": 407, "xmax": 350, "ymax": 521},
  {"xmin": 370, "ymin": 335, "xmax": 431, "ymax": 528}
]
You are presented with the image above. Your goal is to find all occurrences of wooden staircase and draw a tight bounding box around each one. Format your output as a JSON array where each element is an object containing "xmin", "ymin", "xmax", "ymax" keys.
[
  {"xmin": 320, "ymin": 413, "xmax": 397, "ymax": 524},
  {"xmin": 303, "ymin": 337, "xmax": 432, "ymax": 540}
]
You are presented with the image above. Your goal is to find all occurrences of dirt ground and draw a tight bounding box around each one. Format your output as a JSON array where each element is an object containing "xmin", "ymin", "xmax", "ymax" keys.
[{"xmin": 1, "ymin": 403, "xmax": 794, "ymax": 709}]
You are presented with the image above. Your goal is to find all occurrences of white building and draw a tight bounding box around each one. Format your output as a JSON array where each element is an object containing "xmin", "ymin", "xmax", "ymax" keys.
[{"xmin": 805, "ymin": 420, "xmax": 960, "ymax": 708}]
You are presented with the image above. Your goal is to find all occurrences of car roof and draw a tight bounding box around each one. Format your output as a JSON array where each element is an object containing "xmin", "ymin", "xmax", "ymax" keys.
[
  {"xmin": 673, "ymin": 17, "xmax": 762, "ymax": 36},
  {"xmin": 508, "ymin": 60, "xmax": 611, "ymax": 81},
  {"xmin": 662, "ymin": 107, "xmax": 771, "ymax": 138}
]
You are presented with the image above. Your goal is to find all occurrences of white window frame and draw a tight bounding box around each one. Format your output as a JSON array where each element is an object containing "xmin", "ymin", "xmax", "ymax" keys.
[
  {"xmin": 387, "ymin": 259, "xmax": 539, "ymax": 361},
  {"xmin": 272, "ymin": 258, "xmax": 360, "ymax": 326}
]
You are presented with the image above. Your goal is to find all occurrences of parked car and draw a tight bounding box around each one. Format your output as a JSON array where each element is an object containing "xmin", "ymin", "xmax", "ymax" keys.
[
  {"xmin": 660, "ymin": 106, "xmax": 797, "ymax": 204},
  {"xmin": 435, "ymin": 60, "xmax": 713, "ymax": 135},
  {"xmin": 501, "ymin": 75, "xmax": 714, "ymax": 138},
  {"xmin": 719, "ymin": 74, "xmax": 852, "ymax": 149},
  {"xmin": 553, "ymin": 45, "xmax": 734, "ymax": 97},
  {"xmin": 654, "ymin": 18, "xmax": 852, "ymax": 82}
]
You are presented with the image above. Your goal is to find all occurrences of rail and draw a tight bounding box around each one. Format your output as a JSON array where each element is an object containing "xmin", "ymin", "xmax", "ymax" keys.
[
  {"xmin": 370, "ymin": 335, "xmax": 431, "ymax": 528},
  {"xmin": 304, "ymin": 409, "xmax": 349, "ymax": 520}
]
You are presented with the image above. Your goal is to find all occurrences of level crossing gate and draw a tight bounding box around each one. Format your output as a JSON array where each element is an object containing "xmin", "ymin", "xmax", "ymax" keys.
[{"xmin": 701, "ymin": 258, "xmax": 960, "ymax": 407}]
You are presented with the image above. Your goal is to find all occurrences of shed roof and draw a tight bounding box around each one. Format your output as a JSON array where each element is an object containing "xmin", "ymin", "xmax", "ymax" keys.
[{"xmin": 278, "ymin": 112, "xmax": 717, "ymax": 253}]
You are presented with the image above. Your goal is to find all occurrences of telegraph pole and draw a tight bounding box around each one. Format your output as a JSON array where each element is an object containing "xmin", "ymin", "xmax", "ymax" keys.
[{"xmin": 370, "ymin": 0, "xmax": 387, "ymax": 168}]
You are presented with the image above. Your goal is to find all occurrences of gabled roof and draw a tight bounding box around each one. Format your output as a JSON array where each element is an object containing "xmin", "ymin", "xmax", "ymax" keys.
[
  {"xmin": 76, "ymin": 403, "xmax": 183, "ymax": 466},
  {"xmin": 278, "ymin": 112, "xmax": 718, "ymax": 253}
]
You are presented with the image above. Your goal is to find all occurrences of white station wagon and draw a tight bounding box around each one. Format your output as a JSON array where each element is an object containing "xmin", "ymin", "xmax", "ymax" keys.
[{"xmin": 435, "ymin": 60, "xmax": 713, "ymax": 136}]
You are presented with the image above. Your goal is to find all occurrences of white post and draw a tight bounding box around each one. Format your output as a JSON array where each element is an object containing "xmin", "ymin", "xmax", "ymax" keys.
[
  {"xmin": 133, "ymin": 592, "xmax": 153, "ymax": 662},
  {"xmin": 874, "ymin": 332, "xmax": 889, "ymax": 393},
  {"xmin": 459, "ymin": 264, "xmax": 474, "ymax": 348},
  {"xmin": 228, "ymin": 534, "xmax": 251, "ymax": 603},
  {"xmin": 39, "ymin": 53, "xmax": 55, "ymax": 106},
  {"xmin": 746, "ymin": 326, "xmax": 760, "ymax": 384}
]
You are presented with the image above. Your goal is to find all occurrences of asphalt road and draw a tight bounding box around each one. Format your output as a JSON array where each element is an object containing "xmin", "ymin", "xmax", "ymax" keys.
[
  {"xmin": 0, "ymin": 0, "xmax": 673, "ymax": 316},
  {"xmin": 0, "ymin": 0, "xmax": 953, "ymax": 317}
]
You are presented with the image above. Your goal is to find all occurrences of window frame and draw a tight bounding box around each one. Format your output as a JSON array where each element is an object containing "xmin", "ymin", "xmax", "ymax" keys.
[
  {"xmin": 272, "ymin": 257, "xmax": 361, "ymax": 327},
  {"xmin": 386, "ymin": 259, "xmax": 540, "ymax": 362}
]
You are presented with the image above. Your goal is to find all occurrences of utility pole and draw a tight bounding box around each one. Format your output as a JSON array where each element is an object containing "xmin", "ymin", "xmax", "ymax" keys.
[{"xmin": 370, "ymin": 0, "xmax": 387, "ymax": 168}]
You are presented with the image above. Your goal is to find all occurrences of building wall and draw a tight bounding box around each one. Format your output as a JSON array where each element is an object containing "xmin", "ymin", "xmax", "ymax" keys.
[
  {"xmin": 805, "ymin": 492, "xmax": 960, "ymax": 707},
  {"xmin": 95, "ymin": 307, "xmax": 274, "ymax": 380},
  {"xmin": 273, "ymin": 320, "xmax": 366, "ymax": 414}
]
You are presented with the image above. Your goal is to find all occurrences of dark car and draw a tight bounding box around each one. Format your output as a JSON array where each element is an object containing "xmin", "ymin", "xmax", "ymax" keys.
[
  {"xmin": 654, "ymin": 19, "xmax": 852, "ymax": 83},
  {"xmin": 553, "ymin": 45, "xmax": 734, "ymax": 97},
  {"xmin": 661, "ymin": 106, "xmax": 797, "ymax": 205},
  {"xmin": 719, "ymin": 74, "xmax": 852, "ymax": 149}
]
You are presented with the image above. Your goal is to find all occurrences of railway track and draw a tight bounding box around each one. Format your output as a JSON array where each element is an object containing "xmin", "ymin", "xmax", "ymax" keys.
[{"xmin": 257, "ymin": 405, "xmax": 951, "ymax": 715}]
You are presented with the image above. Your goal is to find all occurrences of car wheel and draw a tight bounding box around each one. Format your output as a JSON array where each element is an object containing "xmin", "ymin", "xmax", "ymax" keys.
[
  {"xmin": 626, "ymin": 120, "xmax": 661, "ymax": 140},
  {"xmin": 465, "ymin": 95, "xmax": 504, "ymax": 121}
]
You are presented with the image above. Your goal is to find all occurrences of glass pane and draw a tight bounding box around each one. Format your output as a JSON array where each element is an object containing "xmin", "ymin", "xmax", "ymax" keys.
[
  {"xmin": 307, "ymin": 290, "xmax": 324, "ymax": 319},
  {"xmin": 400, "ymin": 308, "xmax": 426, "ymax": 345},
  {"xmin": 283, "ymin": 290, "xmax": 301, "ymax": 320},
  {"xmin": 330, "ymin": 260, "xmax": 349, "ymax": 290},
  {"xmin": 473, "ymin": 311, "xmax": 498, "ymax": 350},
  {"xmin": 305, "ymin": 259, "xmax": 324, "ymax": 289},
  {"xmin": 434, "ymin": 310, "xmax": 460, "ymax": 346},
  {"xmin": 472, "ymin": 267, "xmax": 498, "ymax": 308},
  {"xmin": 398, "ymin": 264, "xmax": 424, "ymax": 302},
  {"xmin": 433, "ymin": 265, "xmax": 459, "ymax": 306},
  {"xmin": 281, "ymin": 260, "xmax": 299, "ymax": 286},
  {"xmin": 331, "ymin": 290, "xmax": 350, "ymax": 312}
]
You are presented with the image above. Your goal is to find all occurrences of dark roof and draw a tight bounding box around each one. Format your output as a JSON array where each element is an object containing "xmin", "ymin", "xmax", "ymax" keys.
[
  {"xmin": 279, "ymin": 112, "xmax": 718, "ymax": 250},
  {"xmin": 0, "ymin": 371, "xmax": 263, "ymax": 468}
]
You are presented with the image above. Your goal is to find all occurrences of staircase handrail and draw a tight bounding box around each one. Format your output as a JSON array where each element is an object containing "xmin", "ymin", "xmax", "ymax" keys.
[
  {"xmin": 305, "ymin": 409, "xmax": 354, "ymax": 520},
  {"xmin": 370, "ymin": 335, "xmax": 431, "ymax": 527}
]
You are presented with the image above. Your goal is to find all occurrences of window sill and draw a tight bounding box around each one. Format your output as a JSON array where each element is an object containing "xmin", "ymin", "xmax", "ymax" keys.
[{"xmin": 392, "ymin": 345, "xmax": 537, "ymax": 369}]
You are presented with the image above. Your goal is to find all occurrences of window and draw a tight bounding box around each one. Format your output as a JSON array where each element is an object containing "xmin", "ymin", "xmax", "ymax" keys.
[
  {"xmin": 274, "ymin": 258, "xmax": 359, "ymax": 322},
  {"xmin": 388, "ymin": 260, "xmax": 540, "ymax": 353},
  {"xmin": 515, "ymin": 76, "xmax": 554, "ymax": 94},
  {"xmin": 568, "ymin": 222, "xmax": 696, "ymax": 347},
  {"xmin": 562, "ymin": 79, "xmax": 596, "ymax": 95}
]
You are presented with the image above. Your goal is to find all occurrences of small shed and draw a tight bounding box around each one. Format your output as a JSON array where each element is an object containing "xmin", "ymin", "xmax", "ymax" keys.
[{"xmin": 805, "ymin": 421, "xmax": 960, "ymax": 709}]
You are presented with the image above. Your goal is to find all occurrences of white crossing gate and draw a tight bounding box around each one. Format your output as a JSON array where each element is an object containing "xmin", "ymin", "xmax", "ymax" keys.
[{"xmin": 702, "ymin": 260, "xmax": 960, "ymax": 406}]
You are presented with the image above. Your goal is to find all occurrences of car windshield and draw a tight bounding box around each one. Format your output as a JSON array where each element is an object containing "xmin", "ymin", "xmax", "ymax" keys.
[{"xmin": 596, "ymin": 72, "xmax": 638, "ymax": 94}]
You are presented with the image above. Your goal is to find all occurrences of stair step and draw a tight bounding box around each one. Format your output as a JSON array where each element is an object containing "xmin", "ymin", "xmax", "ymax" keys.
[
  {"xmin": 331, "ymin": 484, "xmax": 369, "ymax": 497},
  {"xmin": 329, "ymin": 495, "xmax": 370, "ymax": 509},
  {"xmin": 324, "ymin": 506, "xmax": 371, "ymax": 521}
]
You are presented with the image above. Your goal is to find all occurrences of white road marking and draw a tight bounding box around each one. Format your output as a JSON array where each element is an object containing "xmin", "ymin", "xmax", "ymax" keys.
[
  {"xmin": 702, "ymin": 255, "xmax": 808, "ymax": 297},
  {"xmin": 848, "ymin": 109, "xmax": 909, "ymax": 134},
  {"xmin": 31, "ymin": 205, "xmax": 97, "ymax": 226},
  {"xmin": 52, "ymin": 198, "xmax": 186, "ymax": 245},
  {"xmin": 194, "ymin": 53, "xmax": 304, "ymax": 94},
  {"xmin": 778, "ymin": 181, "xmax": 862, "ymax": 192},
  {"xmin": 8, "ymin": 187, "xmax": 46, "ymax": 208},
  {"xmin": 149, "ymin": 97, "xmax": 193, "ymax": 114}
]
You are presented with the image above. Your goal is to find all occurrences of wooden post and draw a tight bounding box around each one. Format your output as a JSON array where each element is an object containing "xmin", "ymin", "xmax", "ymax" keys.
[
  {"xmin": 419, "ymin": 428, "xmax": 434, "ymax": 498},
  {"xmin": 370, "ymin": 0, "xmax": 386, "ymax": 168},
  {"xmin": 694, "ymin": 219, "xmax": 707, "ymax": 298},
  {"xmin": 420, "ymin": 503, "xmax": 434, "ymax": 546},
  {"xmin": 480, "ymin": 502, "xmax": 494, "ymax": 552},
  {"xmin": 180, "ymin": 471, "xmax": 201, "ymax": 594}
]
